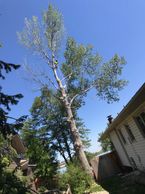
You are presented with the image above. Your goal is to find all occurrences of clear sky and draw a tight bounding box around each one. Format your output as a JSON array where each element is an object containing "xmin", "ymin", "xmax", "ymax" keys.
[{"xmin": 1, "ymin": 0, "xmax": 145, "ymax": 152}]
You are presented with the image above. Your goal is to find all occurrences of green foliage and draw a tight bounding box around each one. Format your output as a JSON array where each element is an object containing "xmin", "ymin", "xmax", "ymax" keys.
[
  {"xmin": 18, "ymin": 4, "xmax": 64, "ymax": 53},
  {"xmin": 59, "ymin": 163, "xmax": 92, "ymax": 194},
  {"xmin": 22, "ymin": 120, "xmax": 58, "ymax": 186},
  {"xmin": 0, "ymin": 58, "xmax": 26, "ymax": 137},
  {"xmin": 43, "ymin": 4, "xmax": 64, "ymax": 51},
  {"xmin": 62, "ymin": 38, "xmax": 127, "ymax": 104},
  {"xmin": 85, "ymin": 151, "xmax": 99, "ymax": 161},
  {"xmin": 59, "ymin": 162, "xmax": 104, "ymax": 194},
  {"xmin": 22, "ymin": 87, "xmax": 90, "ymax": 164},
  {"xmin": 18, "ymin": 4, "xmax": 128, "ymax": 105},
  {"xmin": 0, "ymin": 132, "xmax": 28, "ymax": 194},
  {"xmin": 0, "ymin": 60, "xmax": 20, "ymax": 80},
  {"xmin": 98, "ymin": 132, "xmax": 113, "ymax": 152},
  {"xmin": 0, "ymin": 48, "xmax": 28, "ymax": 193},
  {"xmin": 96, "ymin": 54, "xmax": 127, "ymax": 102},
  {"xmin": 18, "ymin": 3, "xmax": 128, "ymax": 176},
  {"xmin": 0, "ymin": 170, "xmax": 28, "ymax": 194}
]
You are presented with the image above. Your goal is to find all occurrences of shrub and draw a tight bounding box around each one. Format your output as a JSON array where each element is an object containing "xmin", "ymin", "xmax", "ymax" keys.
[{"xmin": 59, "ymin": 163, "xmax": 92, "ymax": 194}]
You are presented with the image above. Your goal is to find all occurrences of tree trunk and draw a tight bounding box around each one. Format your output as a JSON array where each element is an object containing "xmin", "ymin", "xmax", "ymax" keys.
[
  {"xmin": 57, "ymin": 140, "xmax": 69, "ymax": 164},
  {"xmin": 52, "ymin": 67, "xmax": 93, "ymax": 177},
  {"xmin": 62, "ymin": 130, "xmax": 73, "ymax": 162}
]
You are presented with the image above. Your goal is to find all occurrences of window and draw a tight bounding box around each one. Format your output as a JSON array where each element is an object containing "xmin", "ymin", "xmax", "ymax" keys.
[
  {"xmin": 118, "ymin": 129, "xmax": 126, "ymax": 144},
  {"xmin": 135, "ymin": 112, "xmax": 145, "ymax": 136},
  {"xmin": 125, "ymin": 124, "xmax": 135, "ymax": 142}
]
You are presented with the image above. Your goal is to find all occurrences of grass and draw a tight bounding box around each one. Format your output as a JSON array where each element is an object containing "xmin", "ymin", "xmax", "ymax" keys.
[
  {"xmin": 86, "ymin": 182, "xmax": 105, "ymax": 193},
  {"xmin": 100, "ymin": 175, "xmax": 145, "ymax": 194}
]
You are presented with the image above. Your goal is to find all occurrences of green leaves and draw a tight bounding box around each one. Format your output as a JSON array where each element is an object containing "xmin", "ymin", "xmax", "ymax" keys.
[
  {"xmin": 0, "ymin": 60, "xmax": 20, "ymax": 79},
  {"xmin": 18, "ymin": 3, "xmax": 128, "ymax": 178},
  {"xmin": 22, "ymin": 120, "xmax": 58, "ymax": 185},
  {"xmin": 43, "ymin": 4, "xmax": 64, "ymax": 52},
  {"xmin": 62, "ymin": 38, "xmax": 127, "ymax": 104},
  {"xmin": 98, "ymin": 132, "xmax": 113, "ymax": 152},
  {"xmin": 18, "ymin": 4, "xmax": 64, "ymax": 55},
  {"xmin": 96, "ymin": 54, "xmax": 128, "ymax": 103},
  {"xmin": 62, "ymin": 37, "xmax": 101, "ymax": 80},
  {"xmin": 0, "ymin": 60, "xmax": 25, "ymax": 137},
  {"xmin": 59, "ymin": 163, "xmax": 92, "ymax": 194},
  {"xmin": 0, "ymin": 93, "xmax": 23, "ymax": 111},
  {"xmin": 18, "ymin": 3, "xmax": 127, "ymax": 105}
]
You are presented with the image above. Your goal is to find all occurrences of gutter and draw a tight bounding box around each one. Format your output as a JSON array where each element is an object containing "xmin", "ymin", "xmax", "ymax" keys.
[{"xmin": 102, "ymin": 83, "xmax": 145, "ymax": 139}]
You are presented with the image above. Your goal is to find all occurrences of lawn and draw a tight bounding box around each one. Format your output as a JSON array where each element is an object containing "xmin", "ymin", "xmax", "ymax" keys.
[{"xmin": 100, "ymin": 175, "xmax": 145, "ymax": 194}]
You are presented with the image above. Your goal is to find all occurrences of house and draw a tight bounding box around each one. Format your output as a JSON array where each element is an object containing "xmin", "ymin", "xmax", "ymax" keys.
[{"xmin": 102, "ymin": 83, "xmax": 145, "ymax": 171}]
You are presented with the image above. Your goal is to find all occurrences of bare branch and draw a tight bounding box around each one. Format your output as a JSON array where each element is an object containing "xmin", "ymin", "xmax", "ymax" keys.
[
  {"xmin": 70, "ymin": 83, "xmax": 96, "ymax": 106},
  {"xmin": 41, "ymin": 50, "xmax": 52, "ymax": 67},
  {"xmin": 23, "ymin": 64, "xmax": 47, "ymax": 87},
  {"xmin": 39, "ymin": 71, "xmax": 58, "ymax": 90},
  {"xmin": 60, "ymin": 72, "xmax": 72, "ymax": 82}
]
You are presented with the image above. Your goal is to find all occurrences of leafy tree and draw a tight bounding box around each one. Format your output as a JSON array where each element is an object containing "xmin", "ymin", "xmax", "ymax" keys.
[
  {"xmin": 98, "ymin": 132, "xmax": 113, "ymax": 152},
  {"xmin": 58, "ymin": 161, "xmax": 104, "ymax": 194},
  {"xmin": 22, "ymin": 87, "xmax": 90, "ymax": 165},
  {"xmin": 22, "ymin": 120, "xmax": 58, "ymax": 190},
  {"xmin": 59, "ymin": 163, "xmax": 92, "ymax": 194},
  {"xmin": 18, "ymin": 4, "xmax": 127, "ymax": 177}
]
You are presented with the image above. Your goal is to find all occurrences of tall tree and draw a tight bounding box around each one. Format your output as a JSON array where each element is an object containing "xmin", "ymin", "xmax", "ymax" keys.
[
  {"xmin": 22, "ymin": 87, "xmax": 90, "ymax": 164},
  {"xmin": 18, "ymin": 4, "xmax": 127, "ymax": 177}
]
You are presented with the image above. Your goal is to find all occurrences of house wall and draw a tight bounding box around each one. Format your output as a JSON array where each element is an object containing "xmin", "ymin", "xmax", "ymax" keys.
[
  {"xmin": 110, "ymin": 130, "xmax": 130, "ymax": 166},
  {"xmin": 110, "ymin": 101, "xmax": 145, "ymax": 171}
]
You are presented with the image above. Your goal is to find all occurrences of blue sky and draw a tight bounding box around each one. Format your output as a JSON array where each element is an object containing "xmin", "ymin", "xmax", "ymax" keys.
[{"xmin": 1, "ymin": 0, "xmax": 145, "ymax": 152}]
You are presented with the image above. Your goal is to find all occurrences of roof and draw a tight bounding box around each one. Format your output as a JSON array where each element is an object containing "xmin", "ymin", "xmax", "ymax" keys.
[
  {"xmin": 102, "ymin": 83, "xmax": 145, "ymax": 139},
  {"xmin": 97, "ymin": 150, "xmax": 113, "ymax": 157}
]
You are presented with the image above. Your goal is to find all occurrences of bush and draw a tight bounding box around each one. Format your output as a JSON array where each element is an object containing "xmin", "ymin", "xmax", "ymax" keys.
[{"xmin": 59, "ymin": 163, "xmax": 92, "ymax": 194}]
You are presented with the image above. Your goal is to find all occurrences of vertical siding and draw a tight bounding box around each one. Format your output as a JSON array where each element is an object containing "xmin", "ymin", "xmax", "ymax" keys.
[
  {"xmin": 110, "ymin": 131, "xmax": 130, "ymax": 166},
  {"xmin": 123, "ymin": 116, "xmax": 145, "ymax": 170},
  {"xmin": 110, "ymin": 102, "xmax": 145, "ymax": 171}
]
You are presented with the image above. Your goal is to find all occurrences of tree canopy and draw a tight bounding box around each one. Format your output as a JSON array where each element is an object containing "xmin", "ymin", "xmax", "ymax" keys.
[
  {"xmin": 18, "ymin": 4, "xmax": 127, "ymax": 177},
  {"xmin": 22, "ymin": 87, "xmax": 90, "ymax": 165}
]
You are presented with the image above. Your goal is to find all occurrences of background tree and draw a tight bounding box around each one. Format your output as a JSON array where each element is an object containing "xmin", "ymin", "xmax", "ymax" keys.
[
  {"xmin": 0, "ymin": 60, "xmax": 27, "ymax": 137},
  {"xmin": 22, "ymin": 87, "xmax": 90, "ymax": 165},
  {"xmin": 0, "ymin": 132, "xmax": 28, "ymax": 194},
  {"xmin": 0, "ymin": 53, "xmax": 28, "ymax": 193},
  {"xmin": 98, "ymin": 132, "xmax": 113, "ymax": 152},
  {"xmin": 22, "ymin": 120, "xmax": 58, "ymax": 190},
  {"xmin": 18, "ymin": 4, "xmax": 127, "ymax": 177}
]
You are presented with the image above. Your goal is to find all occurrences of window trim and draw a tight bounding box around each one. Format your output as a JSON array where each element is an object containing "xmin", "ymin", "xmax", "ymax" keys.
[
  {"xmin": 124, "ymin": 124, "xmax": 135, "ymax": 143},
  {"xmin": 118, "ymin": 128, "xmax": 127, "ymax": 144},
  {"xmin": 133, "ymin": 111, "xmax": 145, "ymax": 138}
]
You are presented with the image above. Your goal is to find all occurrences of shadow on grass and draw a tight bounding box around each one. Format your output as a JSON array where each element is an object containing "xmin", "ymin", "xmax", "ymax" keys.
[{"xmin": 100, "ymin": 175, "xmax": 145, "ymax": 194}]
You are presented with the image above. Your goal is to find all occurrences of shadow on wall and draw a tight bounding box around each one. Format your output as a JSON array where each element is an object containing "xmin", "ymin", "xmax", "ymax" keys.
[{"xmin": 90, "ymin": 150, "xmax": 121, "ymax": 182}]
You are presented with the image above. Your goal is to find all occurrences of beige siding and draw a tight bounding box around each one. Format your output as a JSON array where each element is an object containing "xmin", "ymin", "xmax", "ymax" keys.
[
  {"xmin": 123, "ymin": 117, "xmax": 145, "ymax": 170},
  {"xmin": 111, "ymin": 102, "xmax": 145, "ymax": 170},
  {"xmin": 110, "ymin": 131, "xmax": 130, "ymax": 166}
]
